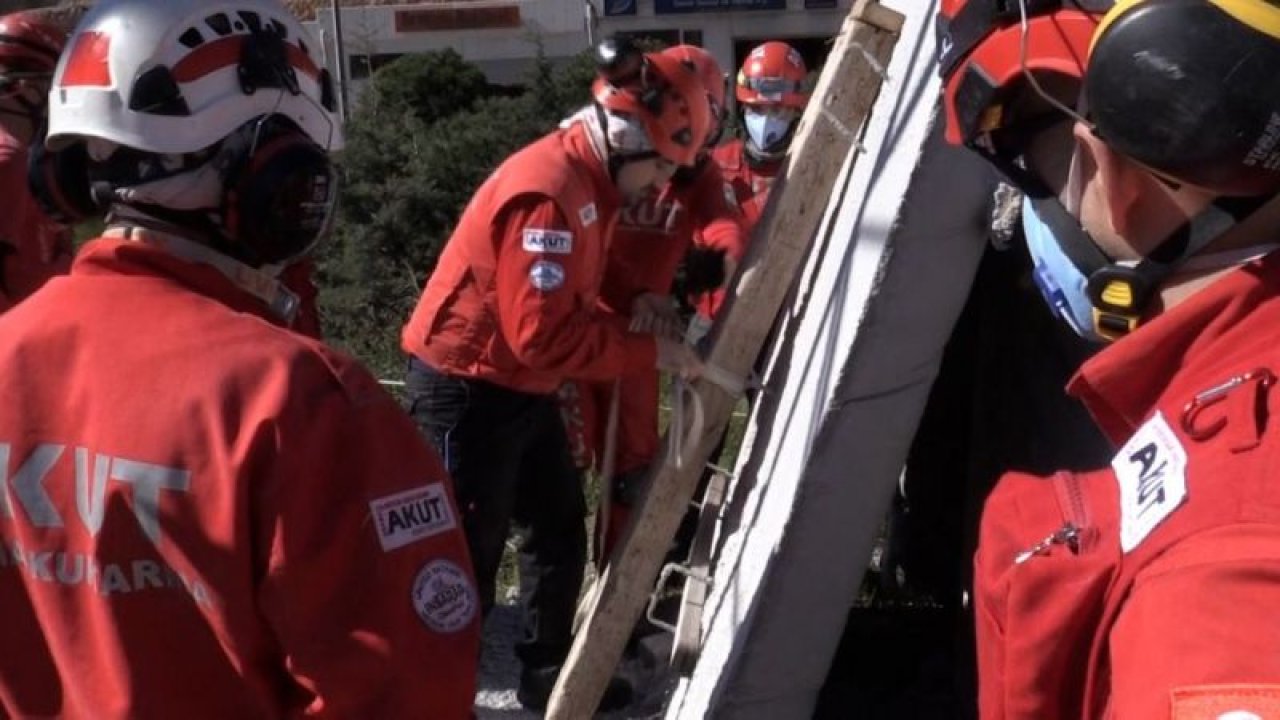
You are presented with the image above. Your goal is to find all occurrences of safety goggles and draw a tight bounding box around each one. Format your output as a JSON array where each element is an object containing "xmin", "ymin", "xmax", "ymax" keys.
[{"xmin": 741, "ymin": 75, "xmax": 803, "ymax": 99}]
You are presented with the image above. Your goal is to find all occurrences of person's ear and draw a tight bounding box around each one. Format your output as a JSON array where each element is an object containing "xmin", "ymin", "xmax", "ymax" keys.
[{"xmin": 1074, "ymin": 122, "xmax": 1145, "ymax": 238}]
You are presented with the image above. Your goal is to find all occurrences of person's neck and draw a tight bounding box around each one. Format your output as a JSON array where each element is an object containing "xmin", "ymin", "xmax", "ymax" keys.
[
  {"xmin": 1157, "ymin": 195, "xmax": 1280, "ymax": 309},
  {"xmin": 744, "ymin": 142, "xmax": 783, "ymax": 168},
  {"xmin": 104, "ymin": 219, "xmax": 301, "ymax": 322},
  {"xmin": 108, "ymin": 208, "xmax": 210, "ymax": 245}
]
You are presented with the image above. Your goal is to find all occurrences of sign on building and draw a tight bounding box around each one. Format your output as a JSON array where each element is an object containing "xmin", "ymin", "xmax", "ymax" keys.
[
  {"xmin": 603, "ymin": 0, "xmax": 638, "ymax": 15},
  {"xmin": 394, "ymin": 6, "xmax": 522, "ymax": 32},
  {"xmin": 653, "ymin": 0, "xmax": 787, "ymax": 13}
]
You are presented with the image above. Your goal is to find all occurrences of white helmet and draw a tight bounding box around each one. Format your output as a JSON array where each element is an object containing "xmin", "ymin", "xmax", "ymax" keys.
[
  {"xmin": 31, "ymin": 0, "xmax": 342, "ymax": 267},
  {"xmin": 46, "ymin": 0, "xmax": 340, "ymax": 154}
]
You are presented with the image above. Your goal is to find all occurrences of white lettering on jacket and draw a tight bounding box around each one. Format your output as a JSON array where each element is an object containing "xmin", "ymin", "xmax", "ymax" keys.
[
  {"xmin": 618, "ymin": 197, "xmax": 682, "ymax": 234},
  {"xmin": 1113, "ymin": 412, "xmax": 1188, "ymax": 552},
  {"xmin": 0, "ymin": 541, "xmax": 213, "ymax": 606},
  {"xmin": 0, "ymin": 443, "xmax": 191, "ymax": 545},
  {"xmin": 370, "ymin": 484, "xmax": 456, "ymax": 552},
  {"xmin": 522, "ymin": 228, "xmax": 574, "ymax": 254}
]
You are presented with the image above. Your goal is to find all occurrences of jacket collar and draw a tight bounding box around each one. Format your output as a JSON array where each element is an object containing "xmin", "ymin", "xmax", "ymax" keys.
[
  {"xmin": 561, "ymin": 121, "xmax": 622, "ymax": 212},
  {"xmin": 1069, "ymin": 252, "xmax": 1280, "ymax": 444},
  {"xmin": 75, "ymin": 233, "xmax": 297, "ymax": 327}
]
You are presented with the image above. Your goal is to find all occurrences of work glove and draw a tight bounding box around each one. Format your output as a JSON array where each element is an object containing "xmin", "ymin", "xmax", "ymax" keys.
[
  {"xmin": 629, "ymin": 292, "xmax": 683, "ymax": 339},
  {"xmin": 683, "ymin": 246, "xmax": 728, "ymax": 296}
]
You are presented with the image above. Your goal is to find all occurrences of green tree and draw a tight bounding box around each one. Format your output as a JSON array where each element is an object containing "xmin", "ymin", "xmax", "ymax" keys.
[
  {"xmin": 317, "ymin": 47, "xmax": 598, "ymax": 379},
  {"xmin": 356, "ymin": 49, "xmax": 492, "ymax": 127}
]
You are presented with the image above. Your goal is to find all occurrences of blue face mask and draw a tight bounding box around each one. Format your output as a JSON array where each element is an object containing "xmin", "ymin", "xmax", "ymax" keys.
[
  {"xmin": 1020, "ymin": 195, "xmax": 1107, "ymax": 343},
  {"xmin": 744, "ymin": 108, "xmax": 794, "ymax": 153}
]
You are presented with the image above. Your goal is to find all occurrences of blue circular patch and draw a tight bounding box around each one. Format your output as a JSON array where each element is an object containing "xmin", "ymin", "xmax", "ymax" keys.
[{"xmin": 529, "ymin": 260, "xmax": 566, "ymax": 291}]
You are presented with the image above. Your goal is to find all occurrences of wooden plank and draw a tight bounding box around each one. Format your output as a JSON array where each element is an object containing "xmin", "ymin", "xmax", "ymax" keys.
[
  {"xmin": 545, "ymin": 3, "xmax": 905, "ymax": 717},
  {"xmin": 671, "ymin": 471, "xmax": 727, "ymax": 676}
]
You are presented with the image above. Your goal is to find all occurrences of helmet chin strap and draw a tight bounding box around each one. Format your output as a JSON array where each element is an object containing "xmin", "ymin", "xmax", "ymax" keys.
[
  {"xmin": 987, "ymin": 147, "xmax": 1272, "ymax": 340},
  {"xmin": 1177, "ymin": 242, "xmax": 1280, "ymax": 274}
]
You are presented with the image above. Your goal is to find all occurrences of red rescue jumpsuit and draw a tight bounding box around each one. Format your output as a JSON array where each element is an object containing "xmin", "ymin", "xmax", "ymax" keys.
[
  {"xmin": 563, "ymin": 158, "xmax": 746, "ymax": 561},
  {"xmin": 975, "ymin": 252, "xmax": 1280, "ymax": 720},
  {"xmin": 701, "ymin": 137, "xmax": 783, "ymax": 318},
  {"xmin": 0, "ymin": 236, "xmax": 481, "ymax": 720},
  {"xmin": 402, "ymin": 122, "xmax": 654, "ymax": 673},
  {"xmin": 0, "ymin": 127, "xmax": 71, "ymax": 312},
  {"xmin": 403, "ymin": 122, "xmax": 657, "ymax": 392}
]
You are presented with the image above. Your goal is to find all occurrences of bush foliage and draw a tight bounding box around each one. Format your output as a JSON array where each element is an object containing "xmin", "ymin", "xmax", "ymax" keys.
[{"xmin": 316, "ymin": 47, "xmax": 598, "ymax": 378}]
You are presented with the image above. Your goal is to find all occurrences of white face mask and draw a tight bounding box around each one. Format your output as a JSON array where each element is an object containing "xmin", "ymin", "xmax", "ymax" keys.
[{"xmin": 744, "ymin": 107, "xmax": 796, "ymax": 153}]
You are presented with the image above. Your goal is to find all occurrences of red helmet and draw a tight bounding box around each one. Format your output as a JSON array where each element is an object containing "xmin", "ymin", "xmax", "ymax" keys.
[
  {"xmin": 0, "ymin": 11, "xmax": 65, "ymax": 98},
  {"xmin": 936, "ymin": 0, "xmax": 1112, "ymax": 148},
  {"xmin": 735, "ymin": 41, "xmax": 808, "ymax": 110},
  {"xmin": 592, "ymin": 46, "xmax": 713, "ymax": 167},
  {"xmin": 663, "ymin": 44, "xmax": 727, "ymax": 125}
]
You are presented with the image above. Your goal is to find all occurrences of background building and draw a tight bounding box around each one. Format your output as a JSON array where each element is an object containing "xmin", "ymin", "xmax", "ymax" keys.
[{"xmin": 290, "ymin": 0, "xmax": 849, "ymax": 112}]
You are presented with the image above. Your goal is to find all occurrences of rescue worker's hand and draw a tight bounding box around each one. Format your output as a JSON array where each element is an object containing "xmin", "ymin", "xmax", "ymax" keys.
[
  {"xmin": 655, "ymin": 336, "xmax": 703, "ymax": 380},
  {"xmin": 683, "ymin": 246, "xmax": 728, "ymax": 296},
  {"xmin": 630, "ymin": 292, "xmax": 683, "ymax": 339}
]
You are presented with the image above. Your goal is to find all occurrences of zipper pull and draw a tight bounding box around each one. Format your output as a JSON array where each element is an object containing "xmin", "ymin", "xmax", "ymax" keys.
[{"xmin": 1014, "ymin": 523, "xmax": 1081, "ymax": 565}]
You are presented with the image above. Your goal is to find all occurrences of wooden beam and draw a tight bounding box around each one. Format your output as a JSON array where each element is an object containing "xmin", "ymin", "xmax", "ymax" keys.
[{"xmin": 545, "ymin": 1, "xmax": 905, "ymax": 717}]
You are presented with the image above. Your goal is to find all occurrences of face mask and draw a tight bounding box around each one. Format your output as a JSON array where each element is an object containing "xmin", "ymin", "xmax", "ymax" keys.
[
  {"xmin": 744, "ymin": 108, "xmax": 794, "ymax": 153},
  {"xmin": 1020, "ymin": 195, "xmax": 1107, "ymax": 343}
]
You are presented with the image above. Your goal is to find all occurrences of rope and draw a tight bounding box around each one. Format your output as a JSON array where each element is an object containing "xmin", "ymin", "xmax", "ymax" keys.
[
  {"xmin": 819, "ymin": 106, "xmax": 864, "ymax": 149},
  {"xmin": 850, "ymin": 40, "xmax": 891, "ymax": 83},
  {"xmin": 665, "ymin": 361, "xmax": 756, "ymax": 471},
  {"xmin": 666, "ymin": 378, "xmax": 705, "ymax": 471}
]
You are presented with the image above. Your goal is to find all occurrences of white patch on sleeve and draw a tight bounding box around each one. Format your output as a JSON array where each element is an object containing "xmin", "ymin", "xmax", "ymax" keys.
[
  {"xmin": 723, "ymin": 183, "xmax": 739, "ymax": 211},
  {"xmin": 412, "ymin": 559, "xmax": 479, "ymax": 633},
  {"xmin": 1112, "ymin": 411, "xmax": 1188, "ymax": 552},
  {"xmin": 529, "ymin": 260, "xmax": 566, "ymax": 291},
  {"xmin": 522, "ymin": 228, "xmax": 573, "ymax": 254},
  {"xmin": 370, "ymin": 484, "xmax": 457, "ymax": 552},
  {"xmin": 579, "ymin": 203, "xmax": 598, "ymax": 227}
]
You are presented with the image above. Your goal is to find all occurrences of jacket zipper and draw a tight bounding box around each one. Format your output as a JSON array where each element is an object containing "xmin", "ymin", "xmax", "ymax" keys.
[
  {"xmin": 1013, "ymin": 472, "xmax": 1091, "ymax": 564},
  {"xmin": 1014, "ymin": 523, "xmax": 1080, "ymax": 564}
]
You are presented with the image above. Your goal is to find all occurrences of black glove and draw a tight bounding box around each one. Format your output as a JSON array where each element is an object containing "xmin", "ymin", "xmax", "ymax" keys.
[
  {"xmin": 683, "ymin": 246, "xmax": 727, "ymax": 296},
  {"xmin": 670, "ymin": 155, "xmax": 709, "ymax": 188}
]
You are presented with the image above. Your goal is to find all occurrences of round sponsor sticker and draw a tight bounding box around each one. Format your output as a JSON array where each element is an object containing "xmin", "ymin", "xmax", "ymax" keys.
[
  {"xmin": 529, "ymin": 260, "xmax": 566, "ymax": 291},
  {"xmin": 411, "ymin": 559, "xmax": 478, "ymax": 633}
]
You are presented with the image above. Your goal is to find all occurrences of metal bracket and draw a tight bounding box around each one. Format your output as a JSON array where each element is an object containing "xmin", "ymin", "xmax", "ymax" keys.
[{"xmin": 645, "ymin": 562, "xmax": 712, "ymax": 634}]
